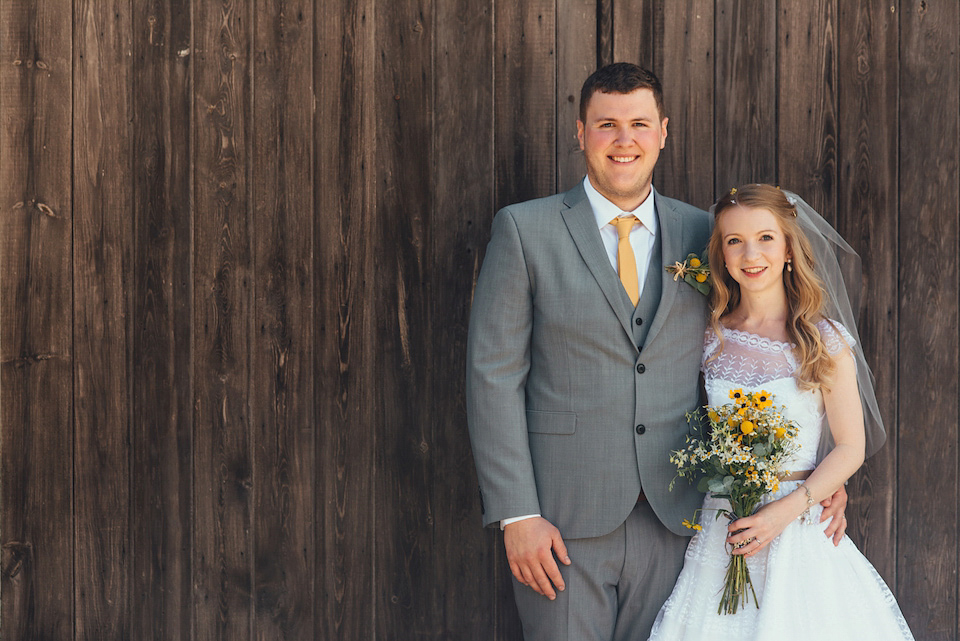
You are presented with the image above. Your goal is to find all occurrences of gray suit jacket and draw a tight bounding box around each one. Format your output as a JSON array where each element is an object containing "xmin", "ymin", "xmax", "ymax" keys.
[{"xmin": 466, "ymin": 183, "xmax": 711, "ymax": 539}]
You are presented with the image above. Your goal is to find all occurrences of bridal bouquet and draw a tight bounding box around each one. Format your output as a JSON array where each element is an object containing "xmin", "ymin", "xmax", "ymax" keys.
[{"xmin": 670, "ymin": 389, "xmax": 800, "ymax": 615}]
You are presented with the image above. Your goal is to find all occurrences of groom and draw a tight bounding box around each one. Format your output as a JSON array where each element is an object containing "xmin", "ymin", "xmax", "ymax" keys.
[
  {"xmin": 467, "ymin": 63, "xmax": 848, "ymax": 640},
  {"xmin": 467, "ymin": 63, "xmax": 709, "ymax": 640}
]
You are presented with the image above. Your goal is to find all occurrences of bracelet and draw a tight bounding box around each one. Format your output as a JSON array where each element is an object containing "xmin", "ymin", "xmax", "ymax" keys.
[{"xmin": 798, "ymin": 484, "xmax": 815, "ymax": 524}]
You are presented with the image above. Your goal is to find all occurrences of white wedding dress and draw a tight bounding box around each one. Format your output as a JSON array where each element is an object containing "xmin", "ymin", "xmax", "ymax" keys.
[{"xmin": 648, "ymin": 320, "xmax": 914, "ymax": 641}]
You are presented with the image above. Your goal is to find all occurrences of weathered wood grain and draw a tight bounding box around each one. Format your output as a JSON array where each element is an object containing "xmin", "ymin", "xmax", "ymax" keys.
[
  {"xmin": 315, "ymin": 0, "xmax": 377, "ymax": 638},
  {"xmin": 714, "ymin": 0, "xmax": 776, "ymax": 189},
  {"xmin": 613, "ymin": 0, "xmax": 656, "ymax": 70},
  {"xmin": 777, "ymin": 0, "xmax": 838, "ymax": 216},
  {"xmin": 131, "ymin": 0, "xmax": 195, "ymax": 638},
  {"xmin": 432, "ymin": 0, "xmax": 502, "ymax": 638},
  {"xmin": 494, "ymin": 0, "xmax": 557, "ymax": 208},
  {"xmin": 193, "ymin": 1, "xmax": 254, "ymax": 639},
  {"xmin": 251, "ymin": 1, "xmax": 315, "ymax": 638},
  {"xmin": 897, "ymin": 3, "xmax": 958, "ymax": 639},
  {"xmin": 557, "ymin": 0, "xmax": 594, "ymax": 192},
  {"xmin": 837, "ymin": 0, "xmax": 899, "ymax": 587},
  {"xmin": 598, "ymin": 0, "xmax": 613, "ymax": 66},
  {"xmin": 0, "ymin": 2, "xmax": 75, "ymax": 638},
  {"xmin": 374, "ymin": 0, "xmax": 440, "ymax": 635},
  {"xmin": 72, "ymin": 0, "xmax": 133, "ymax": 638},
  {"xmin": 655, "ymin": 0, "xmax": 714, "ymax": 208},
  {"xmin": 491, "ymin": 0, "xmax": 558, "ymax": 634}
]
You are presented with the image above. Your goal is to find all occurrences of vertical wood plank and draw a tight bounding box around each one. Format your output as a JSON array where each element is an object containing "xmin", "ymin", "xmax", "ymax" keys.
[
  {"xmin": 432, "ymin": 0, "xmax": 501, "ymax": 638},
  {"xmin": 490, "ymin": 0, "xmax": 557, "ymax": 635},
  {"xmin": 837, "ymin": 0, "xmax": 899, "ymax": 587},
  {"xmin": 655, "ymin": 0, "xmax": 714, "ymax": 208},
  {"xmin": 251, "ymin": 0, "xmax": 315, "ymax": 638},
  {"xmin": 72, "ymin": 0, "xmax": 133, "ymax": 638},
  {"xmin": 714, "ymin": 0, "xmax": 777, "ymax": 189},
  {"xmin": 598, "ymin": 0, "xmax": 613, "ymax": 67},
  {"xmin": 193, "ymin": 0, "xmax": 254, "ymax": 638},
  {"xmin": 315, "ymin": 0, "xmax": 377, "ymax": 638},
  {"xmin": 777, "ymin": 0, "xmax": 838, "ymax": 216},
  {"xmin": 613, "ymin": 0, "xmax": 656, "ymax": 69},
  {"xmin": 556, "ymin": 0, "xmax": 595, "ymax": 192},
  {"xmin": 0, "ymin": 2, "xmax": 75, "ymax": 638},
  {"xmin": 131, "ymin": 0, "xmax": 195, "ymax": 637},
  {"xmin": 374, "ymin": 0, "xmax": 439, "ymax": 635},
  {"xmin": 494, "ymin": 0, "xmax": 557, "ymax": 208},
  {"xmin": 897, "ymin": 2, "xmax": 958, "ymax": 639}
]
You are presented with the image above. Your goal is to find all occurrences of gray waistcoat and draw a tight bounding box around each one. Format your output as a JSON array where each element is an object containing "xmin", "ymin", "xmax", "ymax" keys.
[{"xmin": 625, "ymin": 229, "xmax": 663, "ymax": 348}]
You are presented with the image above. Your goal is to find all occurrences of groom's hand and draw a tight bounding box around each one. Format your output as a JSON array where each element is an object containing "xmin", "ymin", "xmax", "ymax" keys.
[
  {"xmin": 503, "ymin": 517, "xmax": 571, "ymax": 600},
  {"xmin": 820, "ymin": 485, "xmax": 848, "ymax": 546}
]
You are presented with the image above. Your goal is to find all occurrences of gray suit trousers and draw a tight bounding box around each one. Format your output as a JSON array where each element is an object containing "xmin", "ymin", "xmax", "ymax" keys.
[{"xmin": 512, "ymin": 500, "xmax": 687, "ymax": 641}]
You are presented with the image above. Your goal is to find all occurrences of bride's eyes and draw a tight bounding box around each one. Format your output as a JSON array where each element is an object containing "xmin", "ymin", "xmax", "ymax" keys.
[{"xmin": 725, "ymin": 234, "xmax": 776, "ymax": 245}]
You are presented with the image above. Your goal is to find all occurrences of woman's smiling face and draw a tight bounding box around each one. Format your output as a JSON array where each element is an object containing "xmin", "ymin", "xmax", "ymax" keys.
[{"xmin": 718, "ymin": 206, "xmax": 791, "ymax": 294}]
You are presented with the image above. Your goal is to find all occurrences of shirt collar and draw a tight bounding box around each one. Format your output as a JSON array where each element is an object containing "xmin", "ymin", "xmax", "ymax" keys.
[{"xmin": 583, "ymin": 176, "xmax": 658, "ymax": 234}]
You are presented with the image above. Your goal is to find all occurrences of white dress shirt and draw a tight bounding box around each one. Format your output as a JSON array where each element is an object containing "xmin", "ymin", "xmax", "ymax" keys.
[{"xmin": 501, "ymin": 178, "xmax": 659, "ymax": 530}]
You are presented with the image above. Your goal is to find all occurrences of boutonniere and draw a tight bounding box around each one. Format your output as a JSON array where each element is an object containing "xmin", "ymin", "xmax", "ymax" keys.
[{"xmin": 666, "ymin": 252, "xmax": 711, "ymax": 296}]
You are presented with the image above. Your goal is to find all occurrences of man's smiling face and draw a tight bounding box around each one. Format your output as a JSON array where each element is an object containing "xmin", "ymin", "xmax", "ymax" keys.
[{"xmin": 576, "ymin": 88, "xmax": 667, "ymax": 211}]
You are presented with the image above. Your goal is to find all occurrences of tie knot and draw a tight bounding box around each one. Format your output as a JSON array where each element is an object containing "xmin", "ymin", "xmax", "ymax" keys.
[{"xmin": 612, "ymin": 215, "xmax": 639, "ymax": 240}]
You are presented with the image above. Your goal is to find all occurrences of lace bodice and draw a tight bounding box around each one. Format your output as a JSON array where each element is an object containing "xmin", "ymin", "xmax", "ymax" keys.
[{"xmin": 701, "ymin": 319, "xmax": 855, "ymax": 472}]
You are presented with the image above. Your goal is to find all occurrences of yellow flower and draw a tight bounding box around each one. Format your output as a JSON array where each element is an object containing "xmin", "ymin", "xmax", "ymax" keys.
[
  {"xmin": 737, "ymin": 407, "xmax": 747, "ymax": 416},
  {"xmin": 689, "ymin": 257, "xmax": 702, "ymax": 268},
  {"xmin": 754, "ymin": 391, "xmax": 773, "ymax": 409},
  {"xmin": 740, "ymin": 420, "xmax": 756, "ymax": 435},
  {"xmin": 695, "ymin": 272, "xmax": 708, "ymax": 283},
  {"xmin": 774, "ymin": 426, "xmax": 786, "ymax": 439},
  {"xmin": 708, "ymin": 410, "xmax": 720, "ymax": 423},
  {"xmin": 729, "ymin": 389, "xmax": 744, "ymax": 401},
  {"xmin": 681, "ymin": 518, "xmax": 702, "ymax": 531}
]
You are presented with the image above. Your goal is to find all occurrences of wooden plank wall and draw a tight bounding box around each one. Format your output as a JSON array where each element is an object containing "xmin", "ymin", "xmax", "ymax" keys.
[{"xmin": 0, "ymin": 1, "xmax": 956, "ymax": 639}]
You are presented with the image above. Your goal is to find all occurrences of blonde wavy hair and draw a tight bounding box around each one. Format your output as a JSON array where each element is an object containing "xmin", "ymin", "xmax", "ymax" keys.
[{"xmin": 708, "ymin": 184, "xmax": 836, "ymax": 390}]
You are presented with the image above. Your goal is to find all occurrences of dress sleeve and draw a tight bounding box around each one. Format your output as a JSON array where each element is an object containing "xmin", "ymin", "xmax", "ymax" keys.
[{"xmin": 817, "ymin": 318, "xmax": 856, "ymax": 355}]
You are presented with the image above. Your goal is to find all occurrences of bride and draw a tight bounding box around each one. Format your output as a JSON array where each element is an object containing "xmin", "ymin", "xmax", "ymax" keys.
[{"xmin": 648, "ymin": 184, "xmax": 914, "ymax": 640}]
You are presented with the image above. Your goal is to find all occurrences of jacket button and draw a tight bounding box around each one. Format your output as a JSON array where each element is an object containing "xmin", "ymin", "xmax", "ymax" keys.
[
  {"xmin": 635, "ymin": 317, "xmax": 643, "ymax": 326},
  {"xmin": 636, "ymin": 363, "xmax": 646, "ymax": 374},
  {"xmin": 636, "ymin": 424, "xmax": 646, "ymax": 435}
]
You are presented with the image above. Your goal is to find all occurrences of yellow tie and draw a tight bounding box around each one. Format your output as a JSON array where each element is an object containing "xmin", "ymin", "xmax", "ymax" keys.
[{"xmin": 612, "ymin": 215, "xmax": 640, "ymax": 306}]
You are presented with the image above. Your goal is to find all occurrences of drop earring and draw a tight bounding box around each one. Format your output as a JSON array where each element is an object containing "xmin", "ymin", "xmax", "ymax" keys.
[{"xmin": 786, "ymin": 259, "xmax": 793, "ymax": 273}]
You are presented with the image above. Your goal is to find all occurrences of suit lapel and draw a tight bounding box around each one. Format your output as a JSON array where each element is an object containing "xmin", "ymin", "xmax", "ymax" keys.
[
  {"xmin": 643, "ymin": 192, "xmax": 685, "ymax": 347},
  {"xmin": 560, "ymin": 185, "xmax": 636, "ymax": 343}
]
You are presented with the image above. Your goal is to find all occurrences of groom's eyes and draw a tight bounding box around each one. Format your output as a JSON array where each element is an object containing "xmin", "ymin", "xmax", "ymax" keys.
[{"xmin": 594, "ymin": 121, "xmax": 649, "ymax": 128}]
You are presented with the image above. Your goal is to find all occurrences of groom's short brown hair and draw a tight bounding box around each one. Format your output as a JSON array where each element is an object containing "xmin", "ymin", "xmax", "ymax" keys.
[{"xmin": 579, "ymin": 63, "xmax": 665, "ymax": 121}]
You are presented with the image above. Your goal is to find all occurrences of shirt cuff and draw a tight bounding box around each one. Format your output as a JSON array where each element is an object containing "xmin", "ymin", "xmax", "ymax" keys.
[{"xmin": 501, "ymin": 514, "xmax": 541, "ymax": 530}]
